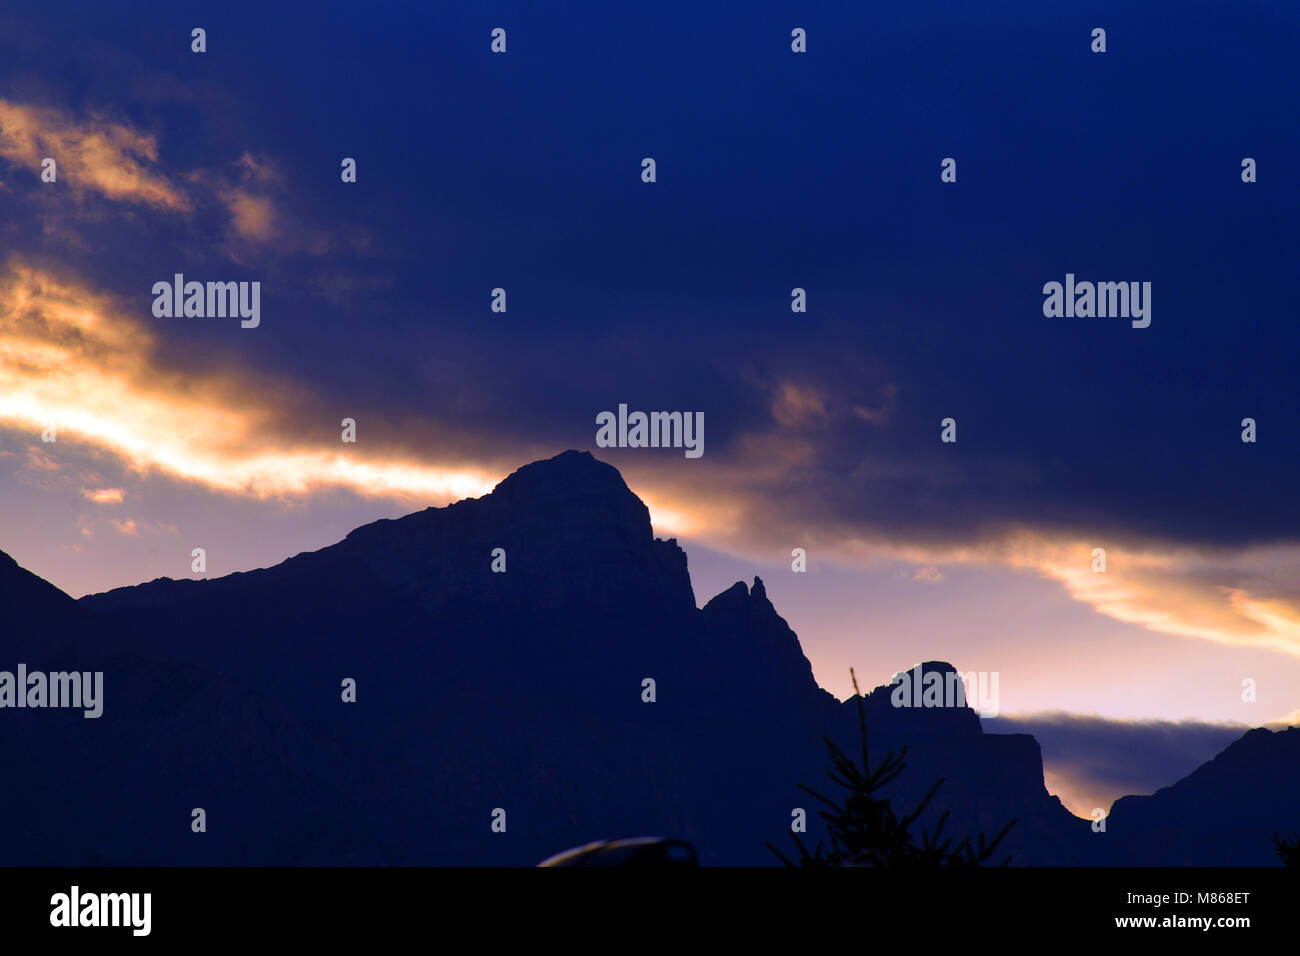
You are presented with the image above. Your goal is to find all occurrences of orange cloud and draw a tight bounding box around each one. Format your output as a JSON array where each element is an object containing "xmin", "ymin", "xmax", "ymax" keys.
[
  {"xmin": 24, "ymin": 447, "xmax": 62, "ymax": 472},
  {"xmin": 221, "ymin": 189, "xmax": 278, "ymax": 241},
  {"xmin": 216, "ymin": 155, "xmax": 282, "ymax": 241},
  {"xmin": 856, "ymin": 533, "xmax": 1300, "ymax": 659},
  {"xmin": 101, "ymin": 517, "xmax": 176, "ymax": 538},
  {"xmin": 771, "ymin": 382, "xmax": 829, "ymax": 428},
  {"xmin": 83, "ymin": 487, "xmax": 124, "ymax": 504},
  {"xmin": 1268, "ymin": 708, "xmax": 1300, "ymax": 728},
  {"xmin": 0, "ymin": 100, "xmax": 191, "ymax": 210},
  {"xmin": 1042, "ymin": 767, "xmax": 1108, "ymax": 820},
  {"xmin": 0, "ymin": 262, "xmax": 498, "ymax": 504},
  {"xmin": 1013, "ymin": 538, "xmax": 1300, "ymax": 657},
  {"xmin": 206, "ymin": 152, "xmax": 326, "ymax": 251}
]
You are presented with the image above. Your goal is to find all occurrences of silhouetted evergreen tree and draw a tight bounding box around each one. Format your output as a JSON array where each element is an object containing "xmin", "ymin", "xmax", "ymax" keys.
[
  {"xmin": 1274, "ymin": 832, "xmax": 1300, "ymax": 866},
  {"xmin": 768, "ymin": 669, "xmax": 1015, "ymax": 867}
]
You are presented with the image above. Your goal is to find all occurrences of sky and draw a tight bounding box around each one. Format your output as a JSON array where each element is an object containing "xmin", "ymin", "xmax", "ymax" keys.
[{"xmin": 1, "ymin": 0, "xmax": 1298, "ymax": 818}]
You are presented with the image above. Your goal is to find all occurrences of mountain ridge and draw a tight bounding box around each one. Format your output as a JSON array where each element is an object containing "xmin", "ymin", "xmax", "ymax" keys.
[{"xmin": 1, "ymin": 450, "xmax": 1292, "ymax": 865}]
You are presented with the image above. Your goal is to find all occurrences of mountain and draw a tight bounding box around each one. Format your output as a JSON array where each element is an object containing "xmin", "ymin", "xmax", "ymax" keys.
[
  {"xmin": 0, "ymin": 450, "xmax": 1290, "ymax": 865},
  {"xmin": 0, "ymin": 548, "xmax": 84, "ymax": 655},
  {"xmin": 64, "ymin": 450, "xmax": 848, "ymax": 864},
  {"xmin": 0, "ymin": 548, "xmax": 408, "ymax": 863},
  {"xmin": 1101, "ymin": 726, "xmax": 1300, "ymax": 865},
  {"xmin": 831, "ymin": 662, "xmax": 1089, "ymax": 866}
]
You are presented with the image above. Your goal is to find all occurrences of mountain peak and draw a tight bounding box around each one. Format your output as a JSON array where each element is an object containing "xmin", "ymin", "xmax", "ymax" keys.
[
  {"xmin": 491, "ymin": 449, "xmax": 635, "ymax": 501},
  {"xmin": 0, "ymin": 547, "xmax": 84, "ymax": 650},
  {"xmin": 484, "ymin": 449, "xmax": 654, "ymax": 539},
  {"xmin": 0, "ymin": 548, "xmax": 76, "ymax": 608}
]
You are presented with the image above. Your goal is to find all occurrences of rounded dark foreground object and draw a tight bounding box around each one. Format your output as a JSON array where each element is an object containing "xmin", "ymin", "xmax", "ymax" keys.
[{"xmin": 537, "ymin": 838, "xmax": 698, "ymax": 867}]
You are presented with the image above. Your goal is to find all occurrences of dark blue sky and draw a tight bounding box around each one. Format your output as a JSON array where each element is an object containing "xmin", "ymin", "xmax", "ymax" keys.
[{"xmin": 7, "ymin": 0, "xmax": 1294, "ymax": 545}]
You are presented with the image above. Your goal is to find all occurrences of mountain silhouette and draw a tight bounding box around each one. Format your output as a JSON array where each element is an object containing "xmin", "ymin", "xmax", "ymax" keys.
[
  {"xmin": 1101, "ymin": 726, "xmax": 1300, "ymax": 865},
  {"xmin": 0, "ymin": 450, "xmax": 1293, "ymax": 864}
]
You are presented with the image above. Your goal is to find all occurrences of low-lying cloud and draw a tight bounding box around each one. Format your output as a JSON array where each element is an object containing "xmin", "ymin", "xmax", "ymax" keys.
[{"xmin": 984, "ymin": 712, "xmax": 1252, "ymax": 817}]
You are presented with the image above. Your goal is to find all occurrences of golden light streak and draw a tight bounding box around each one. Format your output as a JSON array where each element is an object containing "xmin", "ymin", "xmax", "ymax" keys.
[
  {"xmin": 640, "ymin": 495, "xmax": 695, "ymax": 536},
  {"xmin": 83, "ymin": 488, "xmax": 125, "ymax": 504},
  {"xmin": 0, "ymin": 263, "xmax": 497, "ymax": 503}
]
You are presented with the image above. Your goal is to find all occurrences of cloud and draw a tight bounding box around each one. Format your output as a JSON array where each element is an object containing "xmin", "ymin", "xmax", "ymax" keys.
[
  {"xmin": 0, "ymin": 99, "xmax": 191, "ymax": 211},
  {"xmin": 221, "ymin": 188, "xmax": 278, "ymax": 242},
  {"xmin": 1003, "ymin": 537, "xmax": 1300, "ymax": 658},
  {"xmin": 216, "ymin": 151, "xmax": 281, "ymax": 242},
  {"xmin": 771, "ymin": 382, "xmax": 829, "ymax": 428},
  {"xmin": 24, "ymin": 446, "xmax": 61, "ymax": 472},
  {"xmin": 5, "ymin": 258, "xmax": 1300, "ymax": 660},
  {"xmin": 595, "ymin": 364, "xmax": 1300, "ymax": 660},
  {"xmin": 876, "ymin": 533, "xmax": 1300, "ymax": 658},
  {"xmin": 234, "ymin": 152, "xmax": 277, "ymax": 185},
  {"xmin": 1268, "ymin": 708, "xmax": 1300, "ymax": 727},
  {"xmin": 99, "ymin": 515, "xmax": 177, "ymax": 538},
  {"xmin": 0, "ymin": 106, "xmax": 332, "ymax": 262},
  {"xmin": 0, "ymin": 261, "xmax": 498, "ymax": 504},
  {"xmin": 985, "ymin": 712, "xmax": 1248, "ymax": 817},
  {"xmin": 82, "ymin": 487, "xmax": 124, "ymax": 504},
  {"xmin": 192, "ymin": 151, "xmax": 335, "ymax": 255},
  {"xmin": 610, "ymin": 485, "xmax": 1300, "ymax": 660}
]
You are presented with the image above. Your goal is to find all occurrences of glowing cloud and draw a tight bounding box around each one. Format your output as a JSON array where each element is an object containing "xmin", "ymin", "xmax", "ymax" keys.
[
  {"xmin": 0, "ymin": 100, "xmax": 191, "ymax": 211},
  {"xmin": 221, "ymin": 189, "xmax": 278, "ymax": 241},
  {"xmin": 0, "ymin": 263, "xmax": 497, "ymax": 504},
  {"xmin": 83, "ymin": 488, "xmax": 125, "ymax": 504},
  {"xmin": 215, "ymin": 153, "xmax": 282, "ymax": 242},
  {"xmin": 1018, "ymin": 538, "xmax": 1300, "ymax": 658}
]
